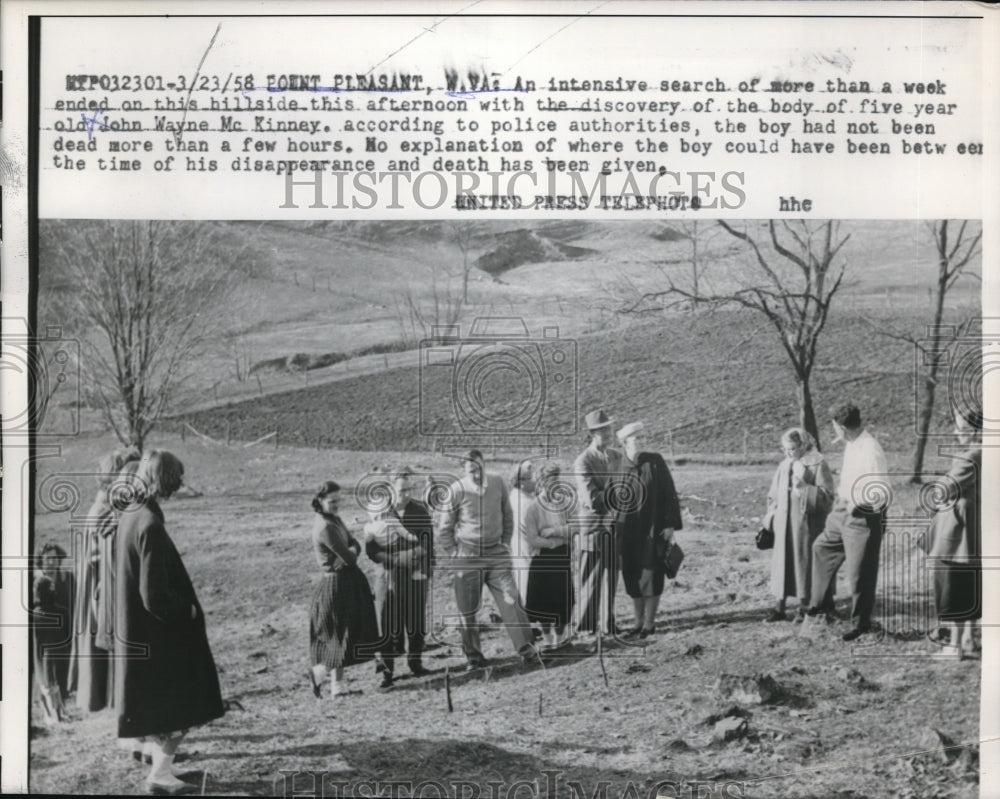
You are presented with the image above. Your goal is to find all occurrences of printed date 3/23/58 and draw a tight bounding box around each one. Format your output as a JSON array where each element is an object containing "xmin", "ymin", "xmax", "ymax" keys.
[{"xmin": 64, "ymin": 74, "xmax": 256, "ymax": 92}]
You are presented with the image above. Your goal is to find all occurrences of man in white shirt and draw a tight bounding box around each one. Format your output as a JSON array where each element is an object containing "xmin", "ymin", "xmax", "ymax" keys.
[{"xmin": 807, "ymin": 403, "xmax": 890, "ymax": 641}]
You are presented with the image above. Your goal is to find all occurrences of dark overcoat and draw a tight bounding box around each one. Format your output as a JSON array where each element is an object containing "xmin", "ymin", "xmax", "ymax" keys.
[
  {"xmin": 615, "ymin": 452, "xmax": 683, "ymax": 595},
  {"xmin": 114, "ymin": 498, "xmax": 224, "ymax": 739}
]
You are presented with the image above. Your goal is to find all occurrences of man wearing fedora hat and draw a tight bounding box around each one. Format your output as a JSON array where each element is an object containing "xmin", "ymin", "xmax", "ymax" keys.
[{"xmin": 572, "ymin": 409, "xmax": 625, "ymax": 640}]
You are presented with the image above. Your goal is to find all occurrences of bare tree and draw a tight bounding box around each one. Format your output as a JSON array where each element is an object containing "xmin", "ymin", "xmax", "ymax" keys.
[
  {"xmin": 394, "ymin": 261, "xmax": 466, "ymax": 344},
  {"xmin": 876, "ymin": 221, "xmax": 981, "ymax": 482},
  {"xmin": 675, "ymin": 219, "xmax": 727, "ymax": 303},
  {"xmin": 45, "ymin": 220, "xmax": 236, "ymax": 450},
  {"xmin": 449, "ymin": 221, "xmax": 479, "ymax": 304},
  {"xmin": 619, "ymin": 220, "xmax": 851, "ymax": 445}
]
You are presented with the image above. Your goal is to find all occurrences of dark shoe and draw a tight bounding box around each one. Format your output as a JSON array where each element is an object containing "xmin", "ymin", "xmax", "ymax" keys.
[
  {"xmin": 842, "ymin": 625, "xmax": 871, "ymax": 642},
  {"xmin": 378, "ymin": 672, "xmax": 394, "ymax": 690},
  {"xmin": 467, "ymin": 655, "xmax": 490, "ymax": 669},
  {"xmin": 138, "ymin": 751, "xmax": 193, "ymax": 766},
  {"xmin": 307, "ymin": 671, "xmax": 322, "ymax": 698},
  {"xmin": 928, "ymin": 628, "xmax": 951, "ymax": 645},
  {"xmin": 409, "ymin": 663, "xmax": 430, "ymax": 678},
  {"xmin": 622, "ymin": 626, "xmax": 643, "ymax": 640},
  {"xmin": 521, "ymin": 649, "xmax": 546, "ymax": 668},
  {"xmin": 765, "ymin": 609, "xmax": 788, "ymax": 623},
  {"xmin": 144, "ymin": 778, "xmax": 197, "ymax": 795}
]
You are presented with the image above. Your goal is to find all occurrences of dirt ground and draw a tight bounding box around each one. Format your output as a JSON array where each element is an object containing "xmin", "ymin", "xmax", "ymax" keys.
[{"xmin": 28, "ymin": 433, "xmax": 980, "ymax": 798}]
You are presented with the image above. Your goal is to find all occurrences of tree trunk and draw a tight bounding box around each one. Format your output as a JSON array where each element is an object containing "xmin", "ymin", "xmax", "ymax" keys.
[
  {"xmin": 690, "ymin": 220, "xmax": 699, "ymax": 303},
  {"xmin": 910, "ymin": 371, "xmax": 937, "ymax": 483},
  {"xmin": 911, "ymin": 260, "xmax": 949, "ymax": 481},
  {"xmin": 797, "ymin": 378, "xmax": 820, "ymax": 450}
]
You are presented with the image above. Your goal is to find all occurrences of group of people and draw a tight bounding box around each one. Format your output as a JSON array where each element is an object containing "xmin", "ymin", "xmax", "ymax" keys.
[
  {"xmin": 761, "ymin": 401, "xmax": 983, "ymax": 657},
  {"xmin": 31, "ymin": 398, "xmax": 982, "ymax": 792},
  {"xmin": 305, "ymin": 408, "xmax": 685, "ymax": 698},
  {"xmin": 32, "ymin": 449, "xmax": 224, "ymax": 795}
]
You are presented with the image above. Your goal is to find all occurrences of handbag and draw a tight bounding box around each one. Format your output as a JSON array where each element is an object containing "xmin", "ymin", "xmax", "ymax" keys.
[
  {"xmin": 755, "ymin": 525, "xmax": 774, "ymax": 550},
  {"xmin": 663, "ymin": 540, "xmax": 684, "ymax": 579}
]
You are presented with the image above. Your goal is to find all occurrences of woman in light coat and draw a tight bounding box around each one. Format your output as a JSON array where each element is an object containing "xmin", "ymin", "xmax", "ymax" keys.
[
  {"xmin": 764, "ymin": 428, "xmax": 835, "ymax": 621},
  {"xmin": 928, "ymin": 405, "xmax": 982, "ymax": 660}
]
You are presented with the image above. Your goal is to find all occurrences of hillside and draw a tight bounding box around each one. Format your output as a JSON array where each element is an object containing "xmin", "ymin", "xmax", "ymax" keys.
[
  {"xmin": 37, "ymin": 219, "xmax": 979, "ymax": 440},
  {"xmin": 166, "ymin": 307, "xmax": 945, "ymax": 455}
]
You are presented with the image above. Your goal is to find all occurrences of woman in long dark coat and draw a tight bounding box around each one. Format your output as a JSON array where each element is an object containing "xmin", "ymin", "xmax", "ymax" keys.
[
  {"xmin": 71, "ymin": 447, "xmax": 141, "ymax": 713},
  {"xmin": 309, "ymin": 480, "xmax": 380, "ymax": 698},
  {"xmin": 38, "ymin": 543, "xmax": 74, "ymax": 699},
  {"xmin": 115, "ymin": 450, "xmax": 224, "ymax": 794},
  {"xmin": 928, "ymin": 404, "xmax": 982, "ymax": 660},
  {"xmin": 615, "ymin": 422, "xmax": 683, "ymax": 638}
]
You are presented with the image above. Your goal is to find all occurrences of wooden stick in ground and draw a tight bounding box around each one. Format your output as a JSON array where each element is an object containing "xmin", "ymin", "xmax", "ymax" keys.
[
  {"xmin": 201, "ymin": 770, "xmax": 208, "ymax": 795},
  {"xmin": 598, "ymin": 633, "xmax": 609, "ymax": 688},
  {"xmin": 445, "ymin": 667, "xmax": 453, "ymax": 712}
]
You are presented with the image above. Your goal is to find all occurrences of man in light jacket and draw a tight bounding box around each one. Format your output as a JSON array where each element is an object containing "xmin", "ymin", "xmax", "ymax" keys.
[{"xmin": 437, "ymin": 449, "xmax": 540, "ymax": 668}]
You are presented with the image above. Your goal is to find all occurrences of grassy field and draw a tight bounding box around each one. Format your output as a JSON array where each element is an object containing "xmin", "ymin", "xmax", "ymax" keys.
[{"xmin": 29, "ymin": 431, "xmax": 978, "ymax": 798}]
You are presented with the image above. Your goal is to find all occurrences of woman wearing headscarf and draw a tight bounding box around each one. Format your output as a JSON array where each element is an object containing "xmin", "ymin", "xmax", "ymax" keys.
[
  {"xmin": 521, "ymin": 462, "xmax": 575, "ymax": 649},
  {"xmin": 309, "ymin": 480, "xmax": 381, "ymax": 698},
  {"xmin": 115, "ymin": 449, "xmax": 225, "ymax": 795},
  {"xmin": 763, "ymin": 427, "xmax": 835, "ymax": 622},
  {"xmin": 615, "ymin": 422, "xmax": 683, "ymax": 638},
  {"xmin": 71, "ymin": 446, "xmax": 141, "ymax": 713},
  {"xmin": 928, "ymin": 404, "xmax": 982, "ymax": 660}
]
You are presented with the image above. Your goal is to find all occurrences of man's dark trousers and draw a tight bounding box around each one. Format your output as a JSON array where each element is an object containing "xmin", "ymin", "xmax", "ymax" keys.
[{"xmin": 810, "ymin": 501, "xmax": 885, "ymax": 628}]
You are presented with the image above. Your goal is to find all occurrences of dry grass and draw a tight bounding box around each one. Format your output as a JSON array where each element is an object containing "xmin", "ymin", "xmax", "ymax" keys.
[{"xmin": 29, "ymin": 432, "xmax": 979, "ymax": 797}]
